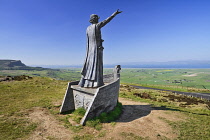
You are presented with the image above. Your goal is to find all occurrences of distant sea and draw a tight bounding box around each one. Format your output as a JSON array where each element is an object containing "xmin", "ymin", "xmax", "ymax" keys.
[
  {"xmin": 32, "ymin": 64, "xmax": 210, "ymax": 69},
  {"xmin": 118, "ymin": 65, "xmax": 210, "ymax": 69},
  {"xmin": 31, "ymin": 60, "xmax": 210, "ymax": 69}
]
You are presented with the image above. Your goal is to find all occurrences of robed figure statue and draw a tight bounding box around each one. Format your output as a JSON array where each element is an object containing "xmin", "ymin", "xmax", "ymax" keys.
[{"xmin": 79, "ymin": 9, "xmax": 122, "ymax": 88}]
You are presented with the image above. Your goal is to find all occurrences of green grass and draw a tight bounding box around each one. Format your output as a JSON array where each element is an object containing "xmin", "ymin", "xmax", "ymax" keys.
[
  {"xmin": 120, "ymin": 132, "xmax": 148, "ymax": 140},
  {"xmin": 97, "ymin": 102, "xmax": 122, "ymax": 122},
  {"xmin": 73, "ymin": 134, "xmax": 94, "ymax": 140},
  {"xmin": 0, "ymin": 69, "xmax": 81, "ymax": 81},
  {"xmin": 0, "ymin": 76, "xmax": 68, "ymax": 139},
  {"xmin": 1, "ymin": 68, "xmax": 210, "ymax": 139},
  {"xmin": 58, "ymin": 114, "xmax": 84, "ymax": 133},
  {"xmin": 120, "ymin": 85, "xmax": 210, "ymax": 139},
  {"xmin": 0, "ymin": 117, "xmax": 37, "ymax": 140},
  {"xmin": 1, "ymin": 68, "xmax": 210, "ymax": 93},
  {"xmin": 0, "ymin": 77, "xmax": 67, "ymax": 116},
  {"xmin": 58, "ymin": 108, "xmax": 86, "ymax": 133},
  {"xmin": 129, "ymin": 83, "xmax": 210, "ymax": 93},
  {"xmin": 71, "ymin": 108, "xmax": 86, "ymax": 124},
  {"xmin": 120, "ymin": 85, "xmax": 210, "ymax": 115},
  {"xmin": 119, "ymin": 68, "xmax": 210, "ymax": 93},
  {"xmin": 85, "ymin": 102, "xmax": 122, "ymax": 130},
  {"xmin": 167, "ymin": 114, "xmax": 210, "ymax": 140},
  {"xmin": 0, "ymin": 74, "xmax": 122, "ymax": 139}
]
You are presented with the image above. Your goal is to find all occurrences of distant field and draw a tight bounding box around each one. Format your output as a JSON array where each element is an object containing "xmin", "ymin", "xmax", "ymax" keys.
[
  {"xmin": 1, "ymin": 68, "xmax": 210, "ymax": 93},
  {"xmin": 0, "ymin": 69, "xmax": 81, "ymax": 81},
  {"xmin": 119, "ymin": 69, "xmax": 210, "ymax": 92}
]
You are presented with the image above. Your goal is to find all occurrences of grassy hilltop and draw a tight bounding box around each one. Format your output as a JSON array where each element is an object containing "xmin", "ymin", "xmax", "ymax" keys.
[
  {"xmin": 0, "ymin": 68, "xmax": 210, "ymax": 139},
  {"xmin": 0, "ymin": 76, "xmax": 68, "ymax": 139},
  {"xmin": 0, "ymin": 75, "xmax": 210, "ymax": 139}
]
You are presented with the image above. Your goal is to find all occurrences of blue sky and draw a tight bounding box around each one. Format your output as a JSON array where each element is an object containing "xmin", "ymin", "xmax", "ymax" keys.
[{"xmin": 0, "ymin": 0, "xmax": 210, "ymax": 65}]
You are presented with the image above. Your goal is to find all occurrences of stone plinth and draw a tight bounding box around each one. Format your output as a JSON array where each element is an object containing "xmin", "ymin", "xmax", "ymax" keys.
[
  {"xmin": 80, "ymin": 78, "xmax": 120, "ymax": 125},
  {"xmin": 71, "ymin": 85, "xmax": 96, "ymax": 110},
  {"xmin": 60, "ymin": 65, "xmax": 121, "ymax": 125}
]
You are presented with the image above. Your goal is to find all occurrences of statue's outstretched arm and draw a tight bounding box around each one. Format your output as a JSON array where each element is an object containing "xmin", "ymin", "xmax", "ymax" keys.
[{"xmin": 98, "ymin": 9, "xmax": 122, "ymax": 28}]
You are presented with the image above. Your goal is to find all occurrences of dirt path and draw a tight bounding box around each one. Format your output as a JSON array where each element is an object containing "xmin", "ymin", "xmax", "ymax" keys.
[
  {"xmin": 26, "ymin": 107, "xmax": 73, "ymax": 140},
  {"xmin": 99, "ymin": 98, "xmax": 182, "ymax": 139},
  {"xmin": 26, "ymin": 98, "xmax": 184, "ymax": 140}
]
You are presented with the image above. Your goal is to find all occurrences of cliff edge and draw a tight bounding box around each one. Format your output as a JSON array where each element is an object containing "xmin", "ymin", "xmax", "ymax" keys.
[{"xmin": 0, "ymin": 60, "xmax": 26, "ymax": 68}]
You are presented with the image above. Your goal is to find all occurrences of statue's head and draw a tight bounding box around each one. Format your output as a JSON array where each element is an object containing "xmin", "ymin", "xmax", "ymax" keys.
[{"xmin": 89, "ymin": 14, "xmax": 100, "ymax": 24}]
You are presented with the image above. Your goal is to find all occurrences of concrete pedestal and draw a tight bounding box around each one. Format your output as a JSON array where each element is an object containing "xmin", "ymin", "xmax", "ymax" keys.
[{"xmin": 60, "ymin": 65, "xmax": 121, "ymax": 125}]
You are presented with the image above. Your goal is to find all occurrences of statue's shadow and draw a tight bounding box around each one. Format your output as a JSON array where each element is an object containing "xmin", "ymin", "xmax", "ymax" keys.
[{"xmin": 116, "ymin": 105, "xmax": 174, "ymax": 122}]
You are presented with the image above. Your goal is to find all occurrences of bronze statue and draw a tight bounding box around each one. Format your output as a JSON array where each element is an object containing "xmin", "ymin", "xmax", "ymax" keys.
[{"xmin": 79, "ymin": 9, "xmax": 122, "ymax": 87}]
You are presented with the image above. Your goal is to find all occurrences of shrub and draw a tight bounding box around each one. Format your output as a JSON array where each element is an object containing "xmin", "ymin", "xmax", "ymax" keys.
[{"xmin": 86, "ymin": 102, "xmax": 123, "ymax": 129}]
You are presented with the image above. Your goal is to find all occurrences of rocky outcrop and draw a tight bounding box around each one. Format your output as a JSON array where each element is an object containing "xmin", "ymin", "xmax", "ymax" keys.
[
  {"xmin": 0, "ymin": 59, "xmax": 49, "ymax": 70},
  {"xmin": 0, "ymin": 75, "xmax": 32, "ymax": 82},
  {"xmin": 0, "ymin": 60, "xmax": 26, "ymax": 68},
  {"xmin": 8, "ymin": 60, "xmax": 26, "ymax": 67}
]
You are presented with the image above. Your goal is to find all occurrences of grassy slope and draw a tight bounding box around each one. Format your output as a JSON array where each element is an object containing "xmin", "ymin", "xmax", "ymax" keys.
[
  {"xmin": 120, "ymin": 85, "xmax": 210, "ymax": 139},
  {"xmin": 0, "ymin": 77, "xmax": 67, "ymax": 139},
  {"xmin": 0, "ymin": 69, "xmax": 81, "ymax": 81},
  {"xmin": 0, "ymin": 74, "xmax": 210, "ymax": 139}
]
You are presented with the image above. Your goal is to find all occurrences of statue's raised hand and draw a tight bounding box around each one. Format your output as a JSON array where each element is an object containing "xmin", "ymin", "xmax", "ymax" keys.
[{"xmin": 114, "ymin": 9, "xmax": 122, "ymax": 16}]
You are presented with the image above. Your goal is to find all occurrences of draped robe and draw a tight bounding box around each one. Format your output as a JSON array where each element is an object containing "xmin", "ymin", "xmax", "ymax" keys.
[{"xmin": 79, "ymin": 15, "xmax": 115, "ymax": 87}]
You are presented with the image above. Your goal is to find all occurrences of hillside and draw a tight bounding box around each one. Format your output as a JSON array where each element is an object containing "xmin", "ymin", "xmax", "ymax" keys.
[
  {"xmin": 0, "ymin": 60, "xmax": 49, "ymax": 70},
  {"xmin": 0, "ymin": 77, "xmax": 209, "ymax": 139},
  {"xmin": 0, "ymin": 60, "xmax": 26, "ymax": 67}
]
